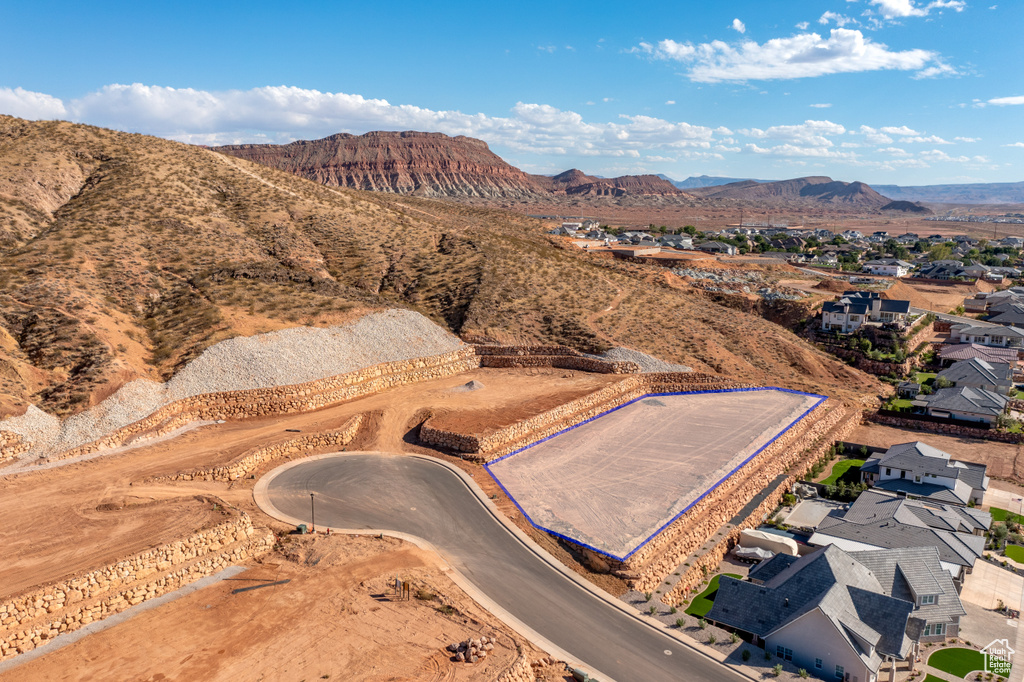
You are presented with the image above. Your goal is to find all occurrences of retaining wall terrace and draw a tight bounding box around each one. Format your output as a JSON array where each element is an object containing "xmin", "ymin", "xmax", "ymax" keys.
[
  {"xmin": 147, "ymin": 414, "xmax": 364, "ymax": 484},
  {"xmin": 472, "ymin": 344, "xmax": 641, "ymax": 374},
  {"xmin": 420, "ymin": 373, "xmax": 748, "ymax": 461},
  {"xmin": 0, "ymin": 431, "xmax": 28, "ymax": 464},
  {"xmin": 47, "ymin": 347, "xmax": 478, "ymax": 462},
  {"xmin": 0, "ymin": 511, "xmax": 274, "ymax": 660},
  {"xmin": 662, "ymin": 407, "xmax": 861, "ymax": 606},
  {"xmin": 622, "ymin": 401, "xmax": 850, "ymax": 593}
]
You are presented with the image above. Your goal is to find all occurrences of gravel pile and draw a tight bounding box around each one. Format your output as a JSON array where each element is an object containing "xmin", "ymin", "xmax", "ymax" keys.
[
  {"xmin": 674, "ymin": 268, "xmax": 804, "ymax": 301},
  {"xmin": 590, "ymin": 347, "xmax": 691, "ymax": 373},
  {"xmin": 1, "ymin": 310, "xmax": 464, "ymax": 459}
]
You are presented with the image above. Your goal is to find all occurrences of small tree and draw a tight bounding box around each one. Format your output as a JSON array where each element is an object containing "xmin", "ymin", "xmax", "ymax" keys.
[{"xmin": 934, "ymin": 376, "xmax": 954, "ymax": 389}]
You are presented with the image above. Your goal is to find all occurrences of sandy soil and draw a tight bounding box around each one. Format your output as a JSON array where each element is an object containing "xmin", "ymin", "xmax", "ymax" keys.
[
  {"xmin": 849, "ymin": 422, "xmax": 1024, "ymax": 481},
  {"xmin": 0, "ymin": 367, "xmax": 614, "ymax": 601},
  {"xmin": 0, "ymin": 535, "xmax": 565, "ymax": 682}
]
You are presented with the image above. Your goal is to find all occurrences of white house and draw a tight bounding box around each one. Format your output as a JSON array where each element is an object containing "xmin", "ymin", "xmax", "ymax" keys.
[{"xmin": 862, "ymin": 259, "xmax": 912, "ymax": 278}]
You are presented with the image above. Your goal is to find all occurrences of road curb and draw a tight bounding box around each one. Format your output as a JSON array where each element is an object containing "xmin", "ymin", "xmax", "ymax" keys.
[{"xmin": 254, "ymin": 451, "xmax": 758, "ymax": 682}]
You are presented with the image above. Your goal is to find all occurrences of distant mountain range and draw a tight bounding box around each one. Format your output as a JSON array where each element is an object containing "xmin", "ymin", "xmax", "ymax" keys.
[
  {"xmin": 872, "ymin": 181, "xmax": 1024, "ymax": 205},
  {"xmin": 216, "ymin": 132, "xmax": 930, "ymax": 212}
]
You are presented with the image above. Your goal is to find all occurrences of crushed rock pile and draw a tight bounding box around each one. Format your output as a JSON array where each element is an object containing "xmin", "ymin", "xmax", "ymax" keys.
[
  {"xmin": 446, "ymin": 636, "xmax": 495, "ymax": 663},
  {"xmin": 589, "ymin": 347, "xmax": 691, "ymax": 373},
  {"xmin": 672, "ymin": 267, "xmax": 805, "ymax": 301},
  {"xmin": 1, "ymin": 309, "xmax": 464, "ymax": 459}
]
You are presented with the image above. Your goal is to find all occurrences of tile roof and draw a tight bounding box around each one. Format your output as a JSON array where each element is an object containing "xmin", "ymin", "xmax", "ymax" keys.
[
  {"xmin": 851, "ymin": 546, "xmax": 965, "ymax": 626},
  {"xmin": 862, "ymin": 441, "xmax": 989, "ymax": 494},
  {"xmin": 938, "ymin": 344, "xmax": 1018, "ymax": 364}
]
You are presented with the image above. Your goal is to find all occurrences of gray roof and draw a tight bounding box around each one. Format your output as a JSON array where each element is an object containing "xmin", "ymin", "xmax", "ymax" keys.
[
  {"xmin": 851, "ymin": 546, "xmax": 965, "ymax": 632},
  {"xmin": 987, "ymin": 304, "xmax": 1024, "ymax": 326},
  {"xmin": 936, "ymin": 358, "xmax": 1012, "ymax": 389},
  {"xmin": 708, "ymin": 545, "xmax": 913, "ymax": 668},
  {"xmin": 872, "ymin": 478, "xmax": 972, "ymax": 506},
  {"xmin": 861, "ymin": 441, "xmax": 989, "ymax": 494},
  {"xmin": 952, "ymin": 324, "xmax": 1024, "ymax": 339},
  {"xmin": 748, "ymin": 553, "xmax": 800, "ymax": 584},
  {"xmin": 920, "ymin": 386, "xmax": 1008, "ymax": 417},
  {"xmin": 879, "ymin": 299, "xmax": 911, "ymax": 314},
  {"xmin": 823, "ymin": 300, "xmax": 869, "ymax": 315},
  {"xmin": 812, "ymin": 490, "xmax": 987, "ymax": 568}
]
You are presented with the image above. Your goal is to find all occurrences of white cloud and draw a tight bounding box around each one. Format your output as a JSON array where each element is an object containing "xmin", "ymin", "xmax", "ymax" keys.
[
  {"xmin": 919, "ymin": 149, "xmax": 970, "ymax": 162},
  {"xmin": 636, "ymin": 29, "xmax": 941, "ymax": 82},
  {"xmin": 0, "ymin": 83, "xmax": 721, "ymax": 158},
  {"xmin": 868, "ymin": 0, "xmax": 966, "ymax": 19},
  {"xmin": 1006, "ymin": 142, "xmax": 1024, "ymax": 148},
  {"xmin": 858, "ymin": 125, "xmax": 894, "ymax": 144},
  {"xmin": 955, "ymin": 136, "xmax": 979, "ymax": 142},
  {"xmin": 810, "ymin": 103, "xmax": 833, "ymax": 108},
  {"xmin": 0, "ymin": 87, "xmax": 67, "ymax": 119},
  {"xmin": 879, "ymin": 125, "xmax": 921, "ymax": 136},
  {"xmin": 665, "ymin": 100, "xmax": 676, "ymax": 105},
  {"xmin": 739, "ymin": 120, "xmax": 847, "ymax": 147},
  {"xmin": 989, "ymin": 95, "xmax": 1024, "ymax": 106},
  {"xmin": 744, "ymin": 143, "xmax": 855, "ymax": 159},
  {"xmin": 900, "ymin": 134, "xmax": 952, "ymax": 144},
  {"xmin": 795, "ymin": 21, "xmax": 810, "ymax": 29},
  {"xmin": 819, "ymin": 12, "xmax": 857, "ymax": 26},
  {"xmin": 537, "ymin": 45, "xmax": 557, "ymax": 53},
  {"xmin": 912, "ymin": 62, "xmax": 958, "ymax": 79},
  {"xmin": 731, "ymin": 18, "xmax": 746, "ymax": 34}
]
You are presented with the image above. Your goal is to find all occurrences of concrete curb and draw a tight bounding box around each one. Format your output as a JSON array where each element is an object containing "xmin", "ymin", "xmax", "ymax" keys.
[{"xmin": 254, "ymin": 451, "xmax": 757, "ymax": 682}]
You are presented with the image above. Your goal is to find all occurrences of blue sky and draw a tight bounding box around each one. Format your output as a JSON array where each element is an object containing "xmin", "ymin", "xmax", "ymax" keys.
[{"xmin": 2, "ymin": 0, "xmax": 1022, "ymax": 185}]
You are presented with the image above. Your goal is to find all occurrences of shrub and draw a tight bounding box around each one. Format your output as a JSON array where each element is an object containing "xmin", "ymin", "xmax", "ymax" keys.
[
  {"xmin": 669, "ymin": 606, "xmax": 678, "ymax": 615},
  {"xmin": 675, "ymin": 617, "xmax": 686, "ymax": 628},
  {"xmin": 799, "ymin": 669, "xmax": 809, "ymax": 679},
  {"xmin": 708, "ymin": 634, "xmax": 717, "ymax": 644},
  {"xmin": 730, "ymin": 633, "xmax": 739, "ymax": 644},
  {"xmin": 414, "ymin": 589, "xmax": 435, "ymax": 601},
  {"xmin": 742, "ymin": 649, "xmax": 751, "ymax": 661},
  {"xmin": 773, "ymin": 663, "xmax": 783, "ymax": 677},
  {"xmin": 644, "ymin": 591, "xmax": 653, "ymax": 602},
  {"xmin": 699, "ymin": 618, "xmax": 708, "ymax": 630},
  {"xmin": 649, "ymin": 605, "xmax": 657, "ymax": 615}
]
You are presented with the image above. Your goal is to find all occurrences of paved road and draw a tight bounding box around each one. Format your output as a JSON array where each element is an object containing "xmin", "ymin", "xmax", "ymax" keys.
[{"xmin": 263, "ymin": 454, "xmax": 747, "ymax": 682}]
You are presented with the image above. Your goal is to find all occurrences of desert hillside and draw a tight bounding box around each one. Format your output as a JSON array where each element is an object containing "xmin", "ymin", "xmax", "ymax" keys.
[{"xmin": 0, "ymin": 115, "xmax": 879, "ymax": 417}]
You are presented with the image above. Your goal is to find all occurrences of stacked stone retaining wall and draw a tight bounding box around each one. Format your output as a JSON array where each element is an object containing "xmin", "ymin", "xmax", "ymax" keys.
[
  {"xmin": 662, "ymin": 407, "xmax": 861, "ymax": 606},
  {"xmin": 0, "ymin": 512, "xmax": 273, "ymax": 659},
  {"xmin": 0, "ymin": 431, "xmax": 28, "ymax": 464},
  {"xmin": 622, "ymin": 401, "xmax": 849, "ymax": 593},
  {"xmin": 868, "ymin": 412, "xmax": 1024, "ymax": 443},
  {"xmin": 49, "ymin": 348, "xmax": 477, "ymax": 462},
  {"xmin": 147, "ymin": 414, "xmax": 364, "ymax": 484},
  {"xmin": 420, "ymin": 373, "xmax": 748, "ymax": 460}
]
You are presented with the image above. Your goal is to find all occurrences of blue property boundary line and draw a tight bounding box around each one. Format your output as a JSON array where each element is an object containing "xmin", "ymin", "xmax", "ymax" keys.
[{"xmin": 484, "ymin": 387, "xmax": 827, "ymax": 562}]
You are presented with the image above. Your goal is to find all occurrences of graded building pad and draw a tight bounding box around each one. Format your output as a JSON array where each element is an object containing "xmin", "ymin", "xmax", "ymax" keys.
[{"xmin": 486, "ymin": 388, "xmax": 826, "ymax": 560}]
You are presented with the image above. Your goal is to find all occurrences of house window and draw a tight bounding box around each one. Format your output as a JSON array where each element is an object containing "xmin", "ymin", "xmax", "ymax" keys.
[
  {"xmin": 776, "ymin": 646, "xmax": 793, "ymax": 661},
  {"xmin": 886, "ymin": 468, "xmax": 891, "ymax": 476},
  {"xmin": 921, "ymin": 595, "xmax": 936, "ymax": 605},
  {"xmin": 835, "ymin": 664, "xmax": 845, "ymax": 679},
  {"xmin": 915, "ymin": 475, "xmax": 922, "ymax": 483},
  {"xmin": 923, "ymin": 622, "xmax": 945, "ymax": 636},
  {"xmin": 816, "ymin": 658, "xmax": 823, "ymax": 670}
]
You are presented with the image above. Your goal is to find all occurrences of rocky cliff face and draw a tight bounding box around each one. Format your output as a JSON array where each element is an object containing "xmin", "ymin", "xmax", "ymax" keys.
[
  {"xmin": 216, "ymin": 133, "xmax": 686, "ymax": 200},
  {"xmin": 687, "ymin": 176, "xmax": 891, "ymax": 209}
]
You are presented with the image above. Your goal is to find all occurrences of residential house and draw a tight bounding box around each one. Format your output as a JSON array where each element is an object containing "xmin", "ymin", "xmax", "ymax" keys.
[
  {"xmin": 811, "ymin": 253, "xmax": 839, "ymax": 267},
  {"xmin": 961, "ymin": 263, "xmax": 1006, "ymax": 283},
  {"xmin": 948, "ymin": 324, "xmax": 1024, "ymax": 348},
  {"xmin": 917, "ymin": 261, "xmax": 964, "ymax": 280},
  {"xmin": 860, "ymin": 441, "xmax": 990, "ymax": 506},
  {"xmin": 809, "ymin": 490, "xmax": 988, "ymax": 583},
  {"xmin": 658, "ymin": 234, "xmax": 693, "ymax": 250},
  {"xmin": 708, "ymin": 544, "xmax": 917, "ymax": 682},
  {"xmin": 895, "ymin": 233, "xmax": 919, "ymax": 245},
  {"xmin": 697, "ymin": 241, "xmax": 738, "ymax": 255},
  {"xmin": 938, "ymin": 343, "xmax": 1019, "ymax": 367},
  {"xmin": 913, "ymin": 385, "xmax": 1008, "ymax": 425},
  {"xmin": 1000, "ymin": 236, "xmax": 1024, "ymax": 249},
  {"xmin": 935, "ymin": 358, "xmax": 1013, "ymax": 394},
  {"xmin": 549, "ymin": 225, "xmax": 578, "ymax": 236},
  {"xmin": 862, "ymin": 259, "xmax": 912, "ymax": 278},
  {"xmin": 820, "ymin": 291, "xmax": 911, "ymax": 333},
  {"xmin": 841, "ymin": 230, "xmax": 864, "ymax": 240}
]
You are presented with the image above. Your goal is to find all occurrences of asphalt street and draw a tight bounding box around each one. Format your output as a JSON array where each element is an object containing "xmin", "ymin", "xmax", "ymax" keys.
[{"xmin": 264, "ymin": 454, "xmax": 747, "ymax": 682}]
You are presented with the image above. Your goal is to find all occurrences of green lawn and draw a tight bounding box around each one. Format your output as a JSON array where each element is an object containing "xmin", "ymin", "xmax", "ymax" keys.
[
  {"xmin": 1005, "ymin": 544, "xmax": 1024, "ymax": 563},
  {"xmin": 888, "ymin": 398, "xmax": 914, "ymax": 410},
  {"xmin": 821, "ymin": 459, "xmax": 865, "ymax": 486},
  {"xmin": 912, "ymin": 372, "xmax": 937, "ymax": 386},
  {"xmin": 927, "ymin": 647, "xmax": 1003, "ymax": 678},
  {"xmin": 991, "ymin": 507, "xmax": 1024, "ymax": 525},
  {"xmin": 685, "ymin": 573, "xmax": 741, "ymax": 618},
  {"xmin": 923, "ymin": 676, "xmax": 944, "ymax": 682}
]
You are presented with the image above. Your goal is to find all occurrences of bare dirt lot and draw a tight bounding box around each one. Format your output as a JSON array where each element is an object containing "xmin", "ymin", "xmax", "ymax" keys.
[
  {"xmin": 488, "ymin": 389, "xmax": 822, "ymax": 558},
  {"xmin": 0, "ymin": 368, "xmax": 616, "ymax": 601},
  {"xmin": 849, "ymin": 422, "xmax": 1024, "ymax": 481},
  {"xmin": 0, "ymin": 535, "xmax": 567, "ymax": 682}
]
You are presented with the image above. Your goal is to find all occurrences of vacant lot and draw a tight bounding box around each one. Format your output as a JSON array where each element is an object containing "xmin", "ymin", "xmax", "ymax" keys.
[
  {"xmin": 849, "ymin": 422, "xmax": 1024, "ymax": 481},
  {"xmin": 488, "ymin": 389, "xmax": 823, "ymax": 559}
]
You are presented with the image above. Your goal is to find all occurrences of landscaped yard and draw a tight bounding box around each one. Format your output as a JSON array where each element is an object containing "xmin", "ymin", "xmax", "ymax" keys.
[
  {"xmin": 928, "ymin": 647, "xmax": 1004, "ymax": 678},
  {"xmin": 821, "ymin": 459, "xmax": 865, "ymax": 485},
  {"xmin": 1005, "ymin": 544, "xmax": 1024, "ymax": 563},
  {"xmin": 991, "ymin": 507, "xmax": 1024, "ymax": 525},
  {"xmin": 912, "ymin": 372, "xmax": 937, "ymax": 386},
  {"xmin": 684, "ymin": 573, "xmax": 741, "ymax": 618},
  {"xmin": 888, "ymin": 398, "xmax": 915, "ymax": 411}
]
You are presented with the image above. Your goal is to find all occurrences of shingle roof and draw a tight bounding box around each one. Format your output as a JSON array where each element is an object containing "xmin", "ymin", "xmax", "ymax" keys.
[
  {"xmin": 871, "ymin": 478, "xmax": 971, "ymax": 506},
  {"xmin": 811, "ymin": 491, "xmax": 987, "ymax": 568},
  {"xmin": 936, "ymin": 358, "xmax": 1012, "ymax": 389},
  {"xmin": 823, "ymin": 300, "xmax": 869, "ymax": 315},
  {"xmin": 851, "ymin": 546, "xmax": 965, "ymax": 626},
  {"xmin": 920, "ymin": 386, "xmax": 1008, "ymax": 417},
  {"xmin": 952, "ymin": 324, "xmax": 1024, "ymax": 339},
  {"xmin": 862, "ymin": 442, "xmax": 989, "ymax": 494},
  {"xmin": 707, "ymin": 545, "xmax": 913, "ymax": 666}
]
